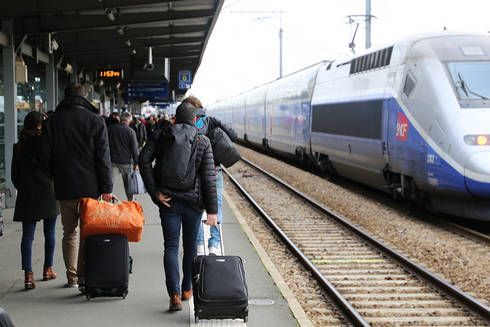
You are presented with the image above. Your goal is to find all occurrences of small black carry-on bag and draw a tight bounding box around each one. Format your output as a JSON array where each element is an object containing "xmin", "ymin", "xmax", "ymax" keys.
[
  {"xmin": 192, "ymin": 222, "xmax": 248, "ymax": 323},
  {"xmin": 84, "ymin": 234, "xmax": 132, "ymax": 300}
]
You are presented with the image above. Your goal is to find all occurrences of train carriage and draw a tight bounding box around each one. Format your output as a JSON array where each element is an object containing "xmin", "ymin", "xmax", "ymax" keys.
[{"xmin": 209, "ymin": 33, "xmax": 490, "ymax": 220}]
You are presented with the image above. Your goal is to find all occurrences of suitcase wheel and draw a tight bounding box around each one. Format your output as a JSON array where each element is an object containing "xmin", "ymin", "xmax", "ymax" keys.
[
  {"xmin": 86, "ymin": 294, "xmax": 91, "ymax": 301},
  {"xmin": 122, "ymin": 292, "xmax": 127, "ymax": 299},
  {"xmin": 194, "ymin": 316, "xmax": 199, "ymax": 324},
  {"xmin": 244, "ymin": 316, "xmax": 248, "ymax": 323}
]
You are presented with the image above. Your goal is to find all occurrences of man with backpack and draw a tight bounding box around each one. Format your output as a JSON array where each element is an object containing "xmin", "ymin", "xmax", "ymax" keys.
[
  {"xmin": 139, "ymin": 102, "xmax": 217, "ymax": 312},
  {"xmin": 182, "ymin": 96, "xmax": 238, "ymax": 255}
]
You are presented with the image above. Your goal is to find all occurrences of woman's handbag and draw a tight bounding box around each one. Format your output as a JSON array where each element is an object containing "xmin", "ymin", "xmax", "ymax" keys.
[
  {"xmin": 128, "ymin": 170, "xmax": 146, "ymax": 195},
  {"xmin": 79, "ymin": 197, "xmax": 144, "ymax": 242}
]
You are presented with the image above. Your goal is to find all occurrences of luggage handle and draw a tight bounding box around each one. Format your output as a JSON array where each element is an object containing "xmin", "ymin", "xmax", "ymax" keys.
[
  {"xmin": 97, "ymin": 195, "xmax": 120, "ymax": 204},
  {"xmin": 200, "ymin": 218, "xmax": 225, "ymax": 256}
]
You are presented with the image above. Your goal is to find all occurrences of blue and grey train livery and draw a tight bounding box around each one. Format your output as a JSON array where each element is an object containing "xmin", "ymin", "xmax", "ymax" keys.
[{"xmin": 208, "ymin": 33, "xmax": 490, "ymax": 220}]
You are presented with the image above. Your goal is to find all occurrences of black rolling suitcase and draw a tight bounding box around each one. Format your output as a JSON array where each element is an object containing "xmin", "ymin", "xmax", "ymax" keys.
[
  {"xmin": 84, "ymin": 234, "xmax": 131, "ymax": 300},
  {"xmin": 192, "ymin": 223, "xmax": 248, "ymax": 323}
]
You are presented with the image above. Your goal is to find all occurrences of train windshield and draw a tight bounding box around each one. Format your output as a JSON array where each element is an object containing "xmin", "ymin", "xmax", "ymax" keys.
[{"xmin": 447, "ymin": 61, "xmax": 490, "ymax": 101}]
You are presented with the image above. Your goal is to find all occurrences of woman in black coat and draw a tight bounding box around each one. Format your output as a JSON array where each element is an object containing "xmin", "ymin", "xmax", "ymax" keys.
[{"xmin": 12, "ymin": 111, "xmax": 59, "ymax": 290}]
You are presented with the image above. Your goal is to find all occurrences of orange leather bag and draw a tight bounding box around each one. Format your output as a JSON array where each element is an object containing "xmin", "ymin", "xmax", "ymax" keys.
[{"xmin": 79, "ymin": 197, "xmax": 144, "ymax": 242}]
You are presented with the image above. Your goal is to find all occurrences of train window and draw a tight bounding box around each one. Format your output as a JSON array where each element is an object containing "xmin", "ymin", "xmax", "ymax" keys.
[
  {"xmin": 369, "ymin": 53, "xmax": 375, "ymax": 69},
  {"xmin": 403, "ymin": 73, "xmax": 416, "ymax": 97},
  {"xmin": 447, "ymin": 61, "xmax": 490, "ymax": 101}
]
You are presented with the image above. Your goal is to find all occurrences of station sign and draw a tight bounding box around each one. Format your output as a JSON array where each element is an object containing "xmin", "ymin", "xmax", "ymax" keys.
[
  {"xmin": 125, "ymin": 80, "xmax": 169, "ymax": 102},
  {"xmin": 178, "ymin": 70, "xmax": 192, "ymax": 89},
  {"xmin": 97, "ymin": 68, "xmax": 123, "ymax": 80}
]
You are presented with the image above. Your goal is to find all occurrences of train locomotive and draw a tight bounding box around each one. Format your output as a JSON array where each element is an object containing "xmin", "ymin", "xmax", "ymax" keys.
[{"xmin": 208, "ymin": 33, "xmax": 490, "ymax": 220}]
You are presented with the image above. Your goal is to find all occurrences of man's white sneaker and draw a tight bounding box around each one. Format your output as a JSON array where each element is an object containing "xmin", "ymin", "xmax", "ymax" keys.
[
  {"xmin": 197, "ymin": 245, "xmax": 205, "ymax": 256},
  {"xmin": 208, "ymin": 246, "xmax": 221, "ymax": 256}
]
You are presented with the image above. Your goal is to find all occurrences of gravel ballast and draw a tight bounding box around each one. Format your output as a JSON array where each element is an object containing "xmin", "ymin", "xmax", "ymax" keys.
[{"xmin": 235, "ymin": 145, "xmax": 490, "ymax": 304}]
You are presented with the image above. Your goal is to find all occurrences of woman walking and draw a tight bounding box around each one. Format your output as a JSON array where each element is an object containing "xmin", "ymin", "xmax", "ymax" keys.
[{"xmin": 12, "ymin": 111, "xmax": 59, "ymax": 290}]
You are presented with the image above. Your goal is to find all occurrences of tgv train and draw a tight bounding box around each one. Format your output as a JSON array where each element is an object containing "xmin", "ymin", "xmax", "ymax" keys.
[{"xmin": 208, "ymin": 33, "xmax": 490, "ymax": 220}]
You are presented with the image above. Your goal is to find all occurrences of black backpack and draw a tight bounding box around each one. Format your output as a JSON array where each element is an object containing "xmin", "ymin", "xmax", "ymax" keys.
[
  {"xmin": 157, "ymin": 125, "xmax": 198, "ymax": 191},
  {"xmin": 209, "ymin": 127, "xmax": 241, "ymax": 168}
]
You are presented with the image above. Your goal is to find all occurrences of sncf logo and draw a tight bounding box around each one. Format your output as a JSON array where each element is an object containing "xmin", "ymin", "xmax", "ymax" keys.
[{"xmin": 396, "ymin": 112, "xmax": 409, "ymax": 141}]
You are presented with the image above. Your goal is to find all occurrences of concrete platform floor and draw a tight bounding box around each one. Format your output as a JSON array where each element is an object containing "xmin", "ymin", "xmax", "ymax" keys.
[{"xmin": 0, "ymin": 172, "xmax": 299, "ymax": 327}]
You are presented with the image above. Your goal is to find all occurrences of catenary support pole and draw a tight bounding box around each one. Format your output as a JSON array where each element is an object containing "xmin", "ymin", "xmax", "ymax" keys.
[{"xmin": 365, "ymin": 0, "xmax": 372, "ymax": 49}]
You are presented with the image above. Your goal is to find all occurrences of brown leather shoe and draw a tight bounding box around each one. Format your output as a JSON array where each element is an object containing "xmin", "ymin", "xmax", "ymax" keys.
[
  {"xmin": 24, "ymin": 271, "xmax": 35, "ymax": 290},
  {"xmin": 169, "ymin": 294, "xmax": 182, "ymax": 311},
  {"xmin": 42, "ymin": 266, "xmax": 57, "ymax": 281},
  {"xmin": 181, "ymin": 289, "xmax": 193, "ymax": 301}
]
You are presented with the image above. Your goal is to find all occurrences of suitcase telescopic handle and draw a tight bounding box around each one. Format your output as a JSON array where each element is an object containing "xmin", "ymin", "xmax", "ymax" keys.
[{"xmin": 200, "ymin": 219, "xmax": 225, "ymax": 256}]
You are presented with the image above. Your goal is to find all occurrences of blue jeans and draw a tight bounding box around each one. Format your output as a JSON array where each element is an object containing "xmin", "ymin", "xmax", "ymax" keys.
[
  {"xmin": 197, "ymin": 168, "xmax": 223, "ymax": 248},
  {"xmin": 21, "ymin": 216, "xmax": 57, "ymax": 272},
  {"xmin": 159, "ymin": 199, "xmax": 202, "ymax": 296}
]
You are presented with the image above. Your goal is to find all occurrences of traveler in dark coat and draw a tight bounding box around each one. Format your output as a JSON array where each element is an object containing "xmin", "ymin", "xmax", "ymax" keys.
[
  {"xmin": 41, "ymin": 83, "xmax": 114, "ymax": 289},
  {"xmin": 12, "ymin": 111, "xmax": 59, "ymax": 290},
  {"xmin": 130, "ymin": 116, "xmax": 147, "ymax": 148},
  {"xmin": 182, "ymin": 96, "xmax": 237, "ymax": 255},
  {"xmin": 108, "ymin": 112, "xmax": 139, "ymax": 201},
  {"xmin": 139, "ymin": 102, "xmax": 217, "ymax": 312}
]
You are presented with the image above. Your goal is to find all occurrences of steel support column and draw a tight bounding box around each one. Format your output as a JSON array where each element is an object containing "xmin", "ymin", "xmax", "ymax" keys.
[
  {"xmin": 45, "ymin": 54, "xmax": 56, "ymax": 112},
  {"xmin": 70, "ymin": 62, "xmax": 78, "ymax": 83},
  {"xmin": 2, "ymin": 20, "xmax": 17, "ymax": 207}
]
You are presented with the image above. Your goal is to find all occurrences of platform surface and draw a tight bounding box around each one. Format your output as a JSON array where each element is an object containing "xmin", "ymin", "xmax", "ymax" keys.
[{"xmin": 0, "ymin": 172, "xmax": 298, "ymax": 327}]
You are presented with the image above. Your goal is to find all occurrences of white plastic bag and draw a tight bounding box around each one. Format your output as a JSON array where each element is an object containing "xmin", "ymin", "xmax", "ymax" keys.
[{"xmin": 128, "ymin": 170, "xmax": 146, "ymax": 195}]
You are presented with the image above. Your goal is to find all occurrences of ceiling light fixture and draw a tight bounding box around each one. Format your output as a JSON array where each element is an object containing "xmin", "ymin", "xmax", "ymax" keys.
[
  {"xmin": 131, "ymin": 49, "xmax": 137, "ymax": 55},
  {"xmin": 143, "ymin": 46, "xmax": 154, "ymax": 71},
  {"xmin": 105, "ymin": 8, "xmax": 120, "ymax": 21},
  {"xmin": 116, "ymin": 26, "xmax": 126, "ymax": 35},
  {"xmin": 125, "ymin": 39, "xmax": 131, "ymax": 47}
]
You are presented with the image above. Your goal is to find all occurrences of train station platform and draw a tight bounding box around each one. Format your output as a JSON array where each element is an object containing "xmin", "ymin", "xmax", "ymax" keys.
[{"xmin": 0, "ymin": 175, "xmax": 300, "ymax": 326}]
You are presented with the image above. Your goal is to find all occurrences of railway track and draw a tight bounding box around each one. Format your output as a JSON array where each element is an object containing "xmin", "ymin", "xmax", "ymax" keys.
[
  {"xmin": 441, "ymin": 221, "xmax": 490, "ymax": 245},
  {"xmin": 224, "ymin": 159, "xmax": 490, "ymax": 326}
]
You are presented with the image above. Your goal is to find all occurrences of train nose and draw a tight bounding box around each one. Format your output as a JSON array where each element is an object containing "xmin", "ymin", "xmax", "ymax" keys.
[{"xmin": 464, "ymin": 152, "xmax": 490, "ymax": 198}]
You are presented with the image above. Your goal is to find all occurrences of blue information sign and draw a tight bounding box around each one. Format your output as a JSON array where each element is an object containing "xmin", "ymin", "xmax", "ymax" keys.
[
  {"xmin": 178, "ymin": 70, "xmax": 192, "ymax": 90},
  {"xmin": 125, "ymin": 81, "xmax": 169, "ymax": 101}
]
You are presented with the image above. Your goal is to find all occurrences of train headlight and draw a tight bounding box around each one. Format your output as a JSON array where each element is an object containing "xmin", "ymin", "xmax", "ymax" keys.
[{"xmin": 464, "ymin": 134, "xmax": 489, "ymax": 145}]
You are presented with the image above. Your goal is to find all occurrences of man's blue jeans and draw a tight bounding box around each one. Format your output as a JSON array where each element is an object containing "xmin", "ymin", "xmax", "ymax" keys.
[
  {"xmin": 197, "ymin": 168, "xmax": 223, "ymax": 249},
  {"xmin": 159, "ymin": 198, "xmax": 202, "ymax": 296},
  {"xmin": 21, "ymin": 216, "xmax": 57, "ymax": 272}
]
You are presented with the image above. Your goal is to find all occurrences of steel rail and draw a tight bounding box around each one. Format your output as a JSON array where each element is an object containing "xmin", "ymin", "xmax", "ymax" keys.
[
  {"xmin": 236, "ymin": 157, "xmax": 490, "ymax": 321},
  {"xmin": 445, "ymin": 222, "xmax": 490, "ymax": 244},
  {"xmin": 222, "ymin": 167, "xmax": 370, "ymax": 327}
]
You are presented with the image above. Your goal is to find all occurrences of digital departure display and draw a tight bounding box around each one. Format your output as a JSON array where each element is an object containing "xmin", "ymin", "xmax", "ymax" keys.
[{"xmin": 96, "ymin": 69, "xmax": 123, "ymax": 79}]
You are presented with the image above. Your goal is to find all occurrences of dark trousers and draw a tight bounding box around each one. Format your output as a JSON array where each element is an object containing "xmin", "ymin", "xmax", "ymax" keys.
[
  {"xmin": 159, "ymin": 199, "xmax": 202, "ymax": 296},
  {"xmin": 21, "ymin": 216, "xmax": 57, "ymax": 272}
]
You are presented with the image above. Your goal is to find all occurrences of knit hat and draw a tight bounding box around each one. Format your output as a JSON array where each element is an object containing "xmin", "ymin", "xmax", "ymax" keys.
[{"xmin": 175, "ymin": 102, "xmax": 197, "ymax": 124}]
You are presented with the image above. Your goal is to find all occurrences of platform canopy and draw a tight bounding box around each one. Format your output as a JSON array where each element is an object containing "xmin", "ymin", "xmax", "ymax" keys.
[{"xmin": 0, "ymin": 0, "xmax": 224, "ymax": 96}]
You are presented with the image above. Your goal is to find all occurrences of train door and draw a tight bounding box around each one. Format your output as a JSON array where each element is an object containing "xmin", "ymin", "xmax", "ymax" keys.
[{"xmin": 293, "ymin": 101, "xmax": 310, "ymax": 158}]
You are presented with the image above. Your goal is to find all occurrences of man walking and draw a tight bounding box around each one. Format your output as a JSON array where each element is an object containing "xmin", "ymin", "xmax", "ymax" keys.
[
  {"xmin": 108, "ymin": 112, "xmax": 139, "ymax": 201},
  {"xmin": 41, "ymin": 83, "xmax": 113, "ymax": 289}
]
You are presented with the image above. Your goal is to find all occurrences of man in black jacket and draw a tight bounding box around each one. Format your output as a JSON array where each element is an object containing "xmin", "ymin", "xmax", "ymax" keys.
[
  {"xmin": 41, "ymin": 83, "xmax": 113, "ymax": 289},
  {"xmin": 108, "ymin": 112, "xmax": 139, "ymax": 201},
  {"xmin": 182, "ymin": 96, "xmax": 238, "ymax": 256},
  {"xmin": 139, "ymin": 102, "xmax": 217, "ymax": 311}
]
